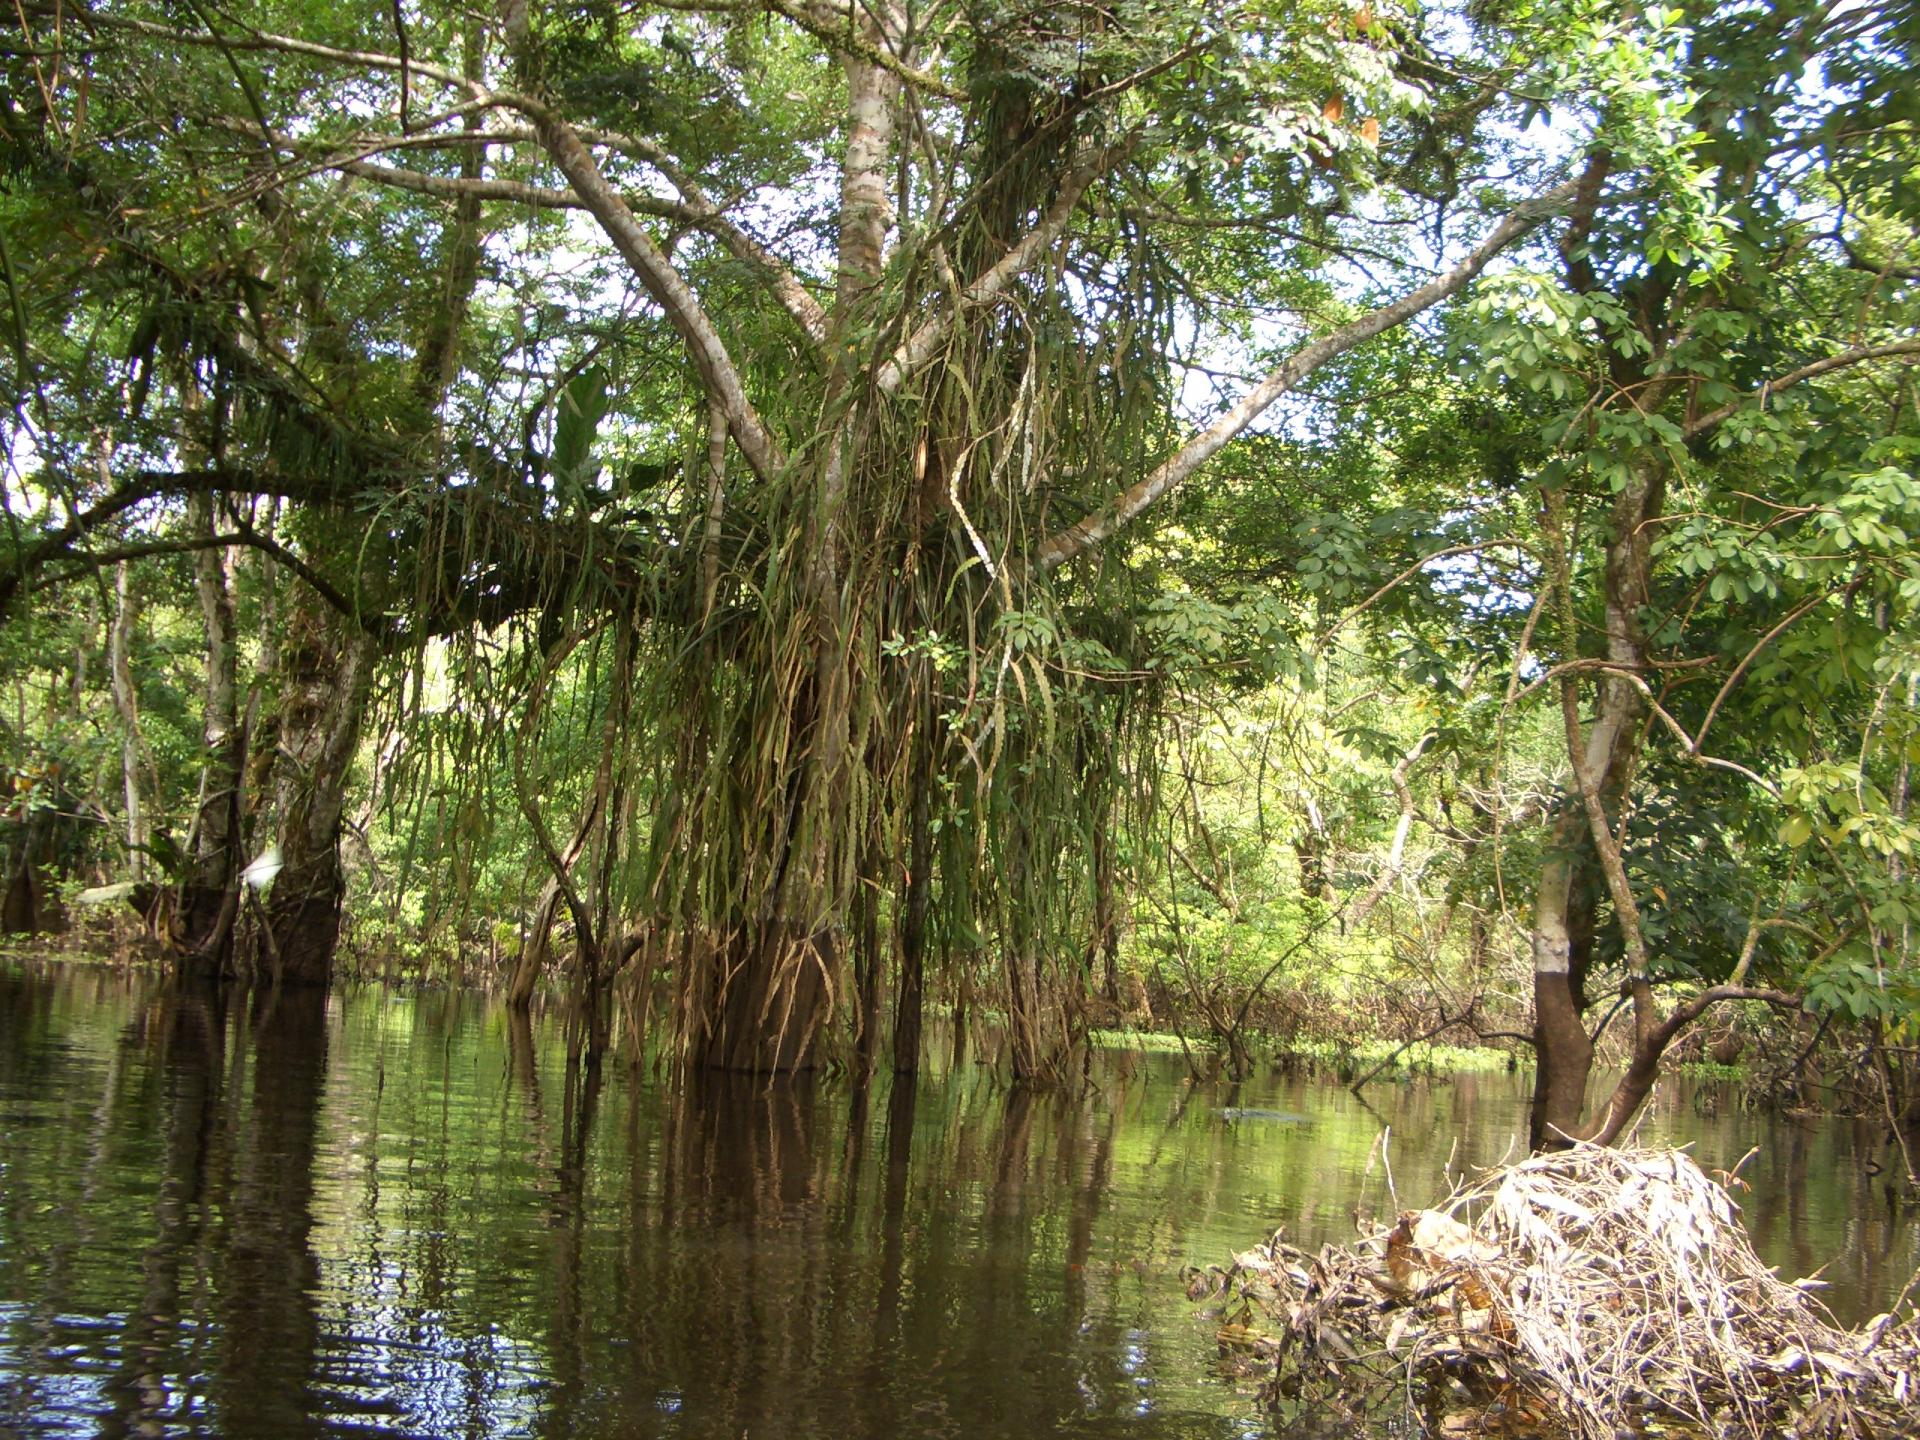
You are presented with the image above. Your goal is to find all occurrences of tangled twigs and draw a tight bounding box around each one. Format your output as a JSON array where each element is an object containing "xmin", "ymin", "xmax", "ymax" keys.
[{"xmin": 1188, "ymin": 1144, "xmax": 1920, "ymax": 1438}]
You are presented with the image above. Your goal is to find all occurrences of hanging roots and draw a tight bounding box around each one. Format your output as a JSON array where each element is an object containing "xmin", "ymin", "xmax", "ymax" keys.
[{"xmin": 1186, "ymin": 1144, "xmax": 1920, "ymax": 1439}]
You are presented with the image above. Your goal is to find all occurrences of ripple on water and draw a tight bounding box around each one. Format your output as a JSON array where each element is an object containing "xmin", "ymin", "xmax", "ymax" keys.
[{"xmin": 0, "ymin": 966, "xmax": 1911, "ymax": 1439}]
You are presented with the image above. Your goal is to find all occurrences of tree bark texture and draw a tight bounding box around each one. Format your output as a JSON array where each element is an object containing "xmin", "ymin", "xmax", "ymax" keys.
[
  {"xmin": 263, "ymin": 600, "xmax": 375, "ymax": 986},
  {"xmin": 175, "ymin": 494, "xmax": 247, "ymax": 971},
  {"xmin": 109, "ymin": 561, "xmax": 148, "ymax": 882}
]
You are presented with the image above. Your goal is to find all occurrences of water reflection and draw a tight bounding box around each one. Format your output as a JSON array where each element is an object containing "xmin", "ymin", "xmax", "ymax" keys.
[
  {"xmin": 97, "ymin": 985, "xmax": 227, "ymax": 1439},
  {"xmin": 219, "ymin": 988, "xmax": 329, "ymax": 1437},
  {"xmin": 0, "ymin": 977, "xmax": 330, "ymax": 1437},
  {"xmin": 0, "ymin": 967, "xmax": 1912, "ymax": 1439}
]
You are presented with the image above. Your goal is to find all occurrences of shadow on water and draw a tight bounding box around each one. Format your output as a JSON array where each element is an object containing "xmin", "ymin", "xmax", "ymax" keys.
[{"xmin": 0, "ymin": 965, "xmax": 1912, "ymax": 1439}]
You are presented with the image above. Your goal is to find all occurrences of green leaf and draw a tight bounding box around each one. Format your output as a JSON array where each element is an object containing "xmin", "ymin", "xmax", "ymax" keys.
[{"xmin": 553, "ymin": 366, "xmax": 611, "ymax": 486}]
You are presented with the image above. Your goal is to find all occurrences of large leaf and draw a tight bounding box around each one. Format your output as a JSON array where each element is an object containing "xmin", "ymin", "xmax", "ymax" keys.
[{"xmin": 552, "ymin": 367, "xmax": 610, "ymax": 488}]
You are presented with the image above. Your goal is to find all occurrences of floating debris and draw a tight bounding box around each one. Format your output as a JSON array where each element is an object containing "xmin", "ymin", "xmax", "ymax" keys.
[
  {"xmin": 1186, "ymin": 1143, "xmax": 1920, "ymax": 1438},
  {"xmin": 1221, "ymin": 1108, "xmax": 1314, "ymax": 1125}
]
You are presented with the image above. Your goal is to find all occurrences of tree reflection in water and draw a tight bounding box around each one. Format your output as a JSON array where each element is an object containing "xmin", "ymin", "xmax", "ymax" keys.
[
  {"xmin": 0, "ymin": 978, "xmax": 330, "ymax": 1437},
  {"xmin": 0, "ymin": 970, "xmax": 1911, "ymax": 1439}
]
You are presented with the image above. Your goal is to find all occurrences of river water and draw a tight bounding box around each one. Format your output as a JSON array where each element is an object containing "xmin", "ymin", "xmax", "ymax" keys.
[{"xmin": 0, "ymin": 964, "xmax": 1911, "ymax": 1438}]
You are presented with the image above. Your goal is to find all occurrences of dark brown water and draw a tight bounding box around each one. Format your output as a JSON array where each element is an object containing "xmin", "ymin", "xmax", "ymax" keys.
[{"xmin": 0, "ymin": 964, "xmax": 1911, "ymax": 1438}]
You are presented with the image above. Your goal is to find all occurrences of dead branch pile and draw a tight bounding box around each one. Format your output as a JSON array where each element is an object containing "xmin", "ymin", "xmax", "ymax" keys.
[{"xmin": 1187, "ymin": 1143, "xmax": 1920, "ymax": 1438}]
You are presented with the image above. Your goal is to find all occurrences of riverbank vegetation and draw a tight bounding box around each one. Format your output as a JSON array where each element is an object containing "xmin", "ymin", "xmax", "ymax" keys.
[{"xmin": 1, "ymin": 0, "xmax": 1916, "ymax": 1159}]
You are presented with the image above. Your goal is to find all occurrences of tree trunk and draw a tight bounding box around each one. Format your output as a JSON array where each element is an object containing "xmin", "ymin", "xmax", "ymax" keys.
[
  {"xmin": 852, "ymin": 830, "xmax": 883, "ymax": 1071},
  {"xmin": 263, "ymin": 602, "xmax": 374, "ymax": 987},
  {"xmin": 176, "ymin": 495, "xmax": 246, "ymax": 971},
  {"xmin": 108, "ymin": 561, "xmax": 148, "ymax": 881},
  {"xmin": 694, "ymin": 920, "xmax": 834, "ymax": 1072},
  {"xmin": 507, "ymin": 876, "xmax": 567, "ymax": 1008},
  {"xmin": 684, "ymin": 5, "xmax": 904, "ymax": 1075},
  {"xmin": 2, "ymin": 805, "xmax": 65, "ymax": 934},
  {"xmin": 1088, "ymin": 815, "xmax": 1121, "ymax": 1006},
  {"xmin": 1527, "ymin": 456, "xmax": 1663, "ymax": 1146},
  {"xmin": 894, "ymin": 739, "xmax": 931, "ymax": 1074},
  {"xmin": 1529, "ymin": 832, "xmax": 1596, "ymax": 1148}
]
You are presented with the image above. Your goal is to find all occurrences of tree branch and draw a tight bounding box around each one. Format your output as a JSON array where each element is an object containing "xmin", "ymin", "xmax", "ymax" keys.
[
  {"xmin": 331, "ymin": 154, "xmax": 585, "ymax": 211},
  {"xmin": 640, "ymin": 0, "xmax": 964, "ymax": 99},
  {"xmin": 1684, "ymin": 337, "xmax": 1920, "ymax": 440},
  {"xmin": 2, "ymin": 482, "xmax": 156, "ymax": 619},
  {"xmin": 1647, "ymin": 987, "xmax": 1802, "ymax": 1076},
  {"xmin": 1036, "ymin": 180, "xmax": 1582, "ymax": 570},
  {"xmin": 238, "ymin": 115, "xmax": 830, "ymax": 349},
  {"xmin": 764, "ymin": 0, "xmax": 966, "ymax": 102},
  {"xmin": 876, "ymin": 141, "xmax": 1121, "ymax": 393},
  {"xmin": 1837, "ymin": 233, "xmax": 1920, "ymax": 282},
  {"xmin": 224, "ymin": 509, "xmax": 390, "ymax": 642},
  {"xmin": 1581, "ymin": 985, "xmax": 1802, "ymax": 1147},
  {"xmin": 95, "ymin": 14, "xmax": 477, "ymax": 93},
  {"xmin": 31, "ymin": 531, "xmax": 246, "ymax": 590},
  {"xmin": 1691, "ymin": 589, "xmax": 1828, "ymax": 752},
  {"xmin": 573, "ymin": 124, "xmax": 828, "ymax": 345},
  {"xmin": 1347, "ymin": 730, "xmax": 1435, "ymax": 929},
  {"xmin": 502, "ymin": 93, "xmax": 788, "ymax": 483},
  {"xmin": 107, "ymin": 15, "xmax": 810, "ymax": 439}
]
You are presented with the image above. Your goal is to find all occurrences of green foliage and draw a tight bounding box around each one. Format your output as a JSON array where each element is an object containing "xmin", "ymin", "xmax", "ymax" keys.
[{"xmin": 0, "ymin": 0, "xmax": 1914, "ymax": 1095}]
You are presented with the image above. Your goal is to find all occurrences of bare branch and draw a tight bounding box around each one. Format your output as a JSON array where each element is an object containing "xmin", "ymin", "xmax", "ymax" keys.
[
  {"xmin": 332, "ymin": 154, "xmax": 584, "ymax": 210},
  {"xmin": 94, "ymin": 14, "xmax": 477, "ymax": 93}
]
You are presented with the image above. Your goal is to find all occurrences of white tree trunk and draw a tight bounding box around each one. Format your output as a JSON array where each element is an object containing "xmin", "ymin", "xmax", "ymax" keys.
[{"xmin": 108, "ymin": 562, "xmax": 147, "ymax": 880}]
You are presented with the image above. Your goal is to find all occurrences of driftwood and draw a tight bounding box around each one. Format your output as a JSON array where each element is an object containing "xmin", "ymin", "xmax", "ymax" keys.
[{"xmin": 1187, "ymin": 1144, "xmax": 1920, "ymax": 1438}]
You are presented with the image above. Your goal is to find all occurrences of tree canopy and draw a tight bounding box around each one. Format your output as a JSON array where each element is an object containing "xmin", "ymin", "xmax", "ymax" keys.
[{"xmin": 2, "ymin": 0, "xmax": 1916, "ymax": 1144}]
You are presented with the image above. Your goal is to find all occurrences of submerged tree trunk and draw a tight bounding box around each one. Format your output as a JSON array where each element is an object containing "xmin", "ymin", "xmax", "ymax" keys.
[
  {"xmin": 894, "ymin": 729, "xmax": 931, "ymax": 1075},
  {"xmin": 507, "ymin": 877, "xmax": 563, "ymax": 1009},
  {"xmin": 677, "ymin": 14, "xmax": 902, "ymax": 1075},
  {"xmin": 2, "ymin": 805, "xmax": 66, "ymax": 934},
  {"xmin": 690, "ymin": 894, "xmax": 835, "ymax": 1069},
  {"xmin": 263, "ymin": 599, "xmax": 374, "ymax": 986}
]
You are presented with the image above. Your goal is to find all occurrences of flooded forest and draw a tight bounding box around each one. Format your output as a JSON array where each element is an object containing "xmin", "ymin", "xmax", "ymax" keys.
[{"xmin": 1, "ymin": 0, "xmax": 1918, "ymax": 1435}]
